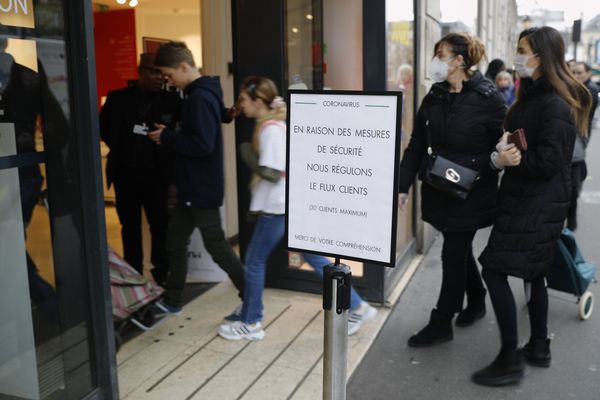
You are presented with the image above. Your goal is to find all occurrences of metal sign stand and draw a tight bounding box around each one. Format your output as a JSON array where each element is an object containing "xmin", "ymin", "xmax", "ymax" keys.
[{"xmin": 323, "ymin": 258, "xmax": 351, "ymax": 400}]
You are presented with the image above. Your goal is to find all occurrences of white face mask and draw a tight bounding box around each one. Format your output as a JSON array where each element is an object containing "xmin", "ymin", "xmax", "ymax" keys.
[
  {"xmin": 514, "ymin": 54, "xmax": 537, "ymax": 78},
  {"xmin": 427, "ymin": 57, "xmax": 453, "ymax": 82}
]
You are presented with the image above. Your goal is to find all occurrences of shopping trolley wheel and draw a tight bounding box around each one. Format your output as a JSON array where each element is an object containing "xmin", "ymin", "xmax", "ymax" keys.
[{"xmin": 578, "ymin": 291, "xmax": 594, "ymax": 320}]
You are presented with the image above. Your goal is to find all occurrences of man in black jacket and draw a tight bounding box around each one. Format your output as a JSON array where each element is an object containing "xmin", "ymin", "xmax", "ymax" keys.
[
  {"xmin": 572, "ymin": 62, "xmax": 598, "ymax": 137},
  {"xmin": 148, "ymin": 42, "xmax": 244, "ymax": 314},
  {"xmin": 100, "ymin": 53, "xmax": 181, "ymax": 283}
]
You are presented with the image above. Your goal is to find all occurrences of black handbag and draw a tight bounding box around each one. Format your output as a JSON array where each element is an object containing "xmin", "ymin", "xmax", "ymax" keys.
[{"xmin": 423, "ymin": 120, "xmax": 479, "ymax": 201}]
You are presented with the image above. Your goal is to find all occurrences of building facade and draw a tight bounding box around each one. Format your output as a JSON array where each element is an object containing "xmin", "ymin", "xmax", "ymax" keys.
[{"xmin": 0, "ymin": 0, "xmax": 519, "ymax": 398}]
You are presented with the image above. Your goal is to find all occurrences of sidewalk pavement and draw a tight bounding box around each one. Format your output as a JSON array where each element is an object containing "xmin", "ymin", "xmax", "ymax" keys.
[
  {"xmin": 348, "ymin": 122, "xmax": 600, "ymax": 400},
  {"xmin": 115, "ymin": 255, "xmax": 421, "ymax": 400},
  {"xmin": 349, "ymin": 229, "xmax": 597, "ymax": 400},
  {"xmin": 117, "ymin": 123, "xmax": 600, "ymax": 400}
]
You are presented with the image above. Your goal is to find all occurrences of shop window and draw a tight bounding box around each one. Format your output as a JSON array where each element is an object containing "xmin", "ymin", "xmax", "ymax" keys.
[
  {"xmin": 440, "ymin": 0, "xmax": 478, "ymax": 34},
  {"xmin": 386, "ymin": 0, "xmax": 415, "ymax": 253},
  {"xmin": 285, "ymin": 0, "xmax": 323, "ymax": 90}
]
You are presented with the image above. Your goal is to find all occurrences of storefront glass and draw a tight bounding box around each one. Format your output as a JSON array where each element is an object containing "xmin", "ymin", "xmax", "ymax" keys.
[
  {"xmin": 285, "ymin": 0, "xmax": 323, "ymax": 90},
  {"xmin": 386, "ymin": 0, "xmax": 415, "ymax": 255},
  {"xmin": 440, "ymin": 0, "xmax": 478, "ymax": 34},
  {"xmin": 0, "ymin": 1, "xmax": 97, "ymax": 398}
]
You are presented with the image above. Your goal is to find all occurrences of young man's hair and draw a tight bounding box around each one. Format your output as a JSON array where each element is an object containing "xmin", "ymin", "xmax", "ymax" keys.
[{"xmin": 154, "ymin": 41, "xmax": 195, "ymax": 68}]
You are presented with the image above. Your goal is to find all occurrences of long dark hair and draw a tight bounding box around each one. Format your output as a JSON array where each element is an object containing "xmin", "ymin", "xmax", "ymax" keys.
[
  {"xmin": 485, "ymin": 58, "xmax": 505, "ymax": 81},
  {"xmin": 509, "ymin": 27, "xmax": 591, "ymax": 135}
]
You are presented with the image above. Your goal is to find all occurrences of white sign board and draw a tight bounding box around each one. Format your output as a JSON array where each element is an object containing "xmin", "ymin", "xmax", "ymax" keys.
[{"xmin": 286, "ymin": 91, "xmax": 401, "ymax": 266}]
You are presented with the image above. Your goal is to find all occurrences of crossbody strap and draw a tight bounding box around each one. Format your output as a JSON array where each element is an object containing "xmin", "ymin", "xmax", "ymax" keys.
[{"xmin": 425, "ymin": 119, "xmax": 433, "ymax": 157}]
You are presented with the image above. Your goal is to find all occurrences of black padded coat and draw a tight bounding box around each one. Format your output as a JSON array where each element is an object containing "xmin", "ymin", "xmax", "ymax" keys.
[
  {"xmin": 398, "ymin": 71, "xmax": 506, "ymax": 231},
  {"xmin": 479, "ymin": 77, "xmax": 576, "ymax": 280}
]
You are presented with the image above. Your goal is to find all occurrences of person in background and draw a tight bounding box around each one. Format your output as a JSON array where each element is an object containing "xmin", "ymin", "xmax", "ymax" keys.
[
  {"xmin": 148, "ymin": 42, "xmax": 245, "ymax": 316},
  {"xmin": 472, "ymin": 26, "xmax": 591, "ymax": 387},
  {"xmin": 100, "ymin": 53, "xmax": 181, "ymax": 284},
  {"xmin": 0, "ymin": 38, "xmax": 61, "ymax": 325},
  {"xmin": 566, "ymin": 62, "xmax": 597, "ymax": 231},
  {"xmin": 218, "ymin": 76, "xmax": 377, "ymax": 340},
  {"xmin": 485, "ymin": 58, "xmax": 505, "ymax": 83},
  {"xmin": 571, "ymin": 62, "xmax": 598, "ymax": 138},
  {"xmin": 398, "ymin": 32, "xmax": 506, "ymax": 347},
  {"xmin": 495, "ymin": 71, "xmax": 516, "ymax": 106}
]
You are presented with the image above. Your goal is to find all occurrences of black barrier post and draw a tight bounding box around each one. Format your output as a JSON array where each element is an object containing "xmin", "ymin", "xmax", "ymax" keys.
[{"xmin": 323, "ymin": 258, "xmax": 352, "ymax": 400}]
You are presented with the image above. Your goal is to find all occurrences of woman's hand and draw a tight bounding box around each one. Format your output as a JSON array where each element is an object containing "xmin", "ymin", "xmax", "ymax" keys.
[
  {"xmin": 496, "ymin": 131, "xmax": 510, "ymax": 152},
  {"xmin": 495, "ymin": 144, "xmax": 522, "ymax": 167},
  {"xmin": 398, "ymin": 193, "xmax": 409, "ymax": 211}
]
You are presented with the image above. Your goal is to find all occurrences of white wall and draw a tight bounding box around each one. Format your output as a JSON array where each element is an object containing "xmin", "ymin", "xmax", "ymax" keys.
[
  {"xmin": 135, "ymin": 8, "xmax": 202, "ymax": 68},
  {"xmin": 201, "ymin": 0, "xmax": 238, "ymax": 238},
  {"xmin": 323, "ymin": 0, "xmax": 363, "ymax": 89}
]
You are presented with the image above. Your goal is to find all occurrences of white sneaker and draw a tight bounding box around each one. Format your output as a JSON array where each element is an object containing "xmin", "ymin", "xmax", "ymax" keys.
[
  {"xmin": 218, "ymin": 321, "xmax": 266, "ymax": 341},
  {"xmin": 348, "ymin": 301, "xmax": 377, "ymax": 336}
]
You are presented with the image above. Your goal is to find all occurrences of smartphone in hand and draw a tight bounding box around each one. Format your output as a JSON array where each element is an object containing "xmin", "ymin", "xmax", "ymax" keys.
[{"xmin": 507, "ymin": 128, "xmax": 527, "ymax": 151}]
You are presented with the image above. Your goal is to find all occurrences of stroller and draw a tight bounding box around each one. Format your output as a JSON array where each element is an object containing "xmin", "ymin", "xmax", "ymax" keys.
[
  {"xmin": 546, "ymin": 228, "xmax": 596, "ymax": 320},
  {"xmin": 109, "ymin": 247, "xmax": 164, "ymax": 348}
]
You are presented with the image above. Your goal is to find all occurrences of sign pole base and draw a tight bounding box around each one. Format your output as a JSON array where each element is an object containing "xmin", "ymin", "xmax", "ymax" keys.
[{"xmin": 323, "ymin": 261, "xmax": 351, "ymax": 400}]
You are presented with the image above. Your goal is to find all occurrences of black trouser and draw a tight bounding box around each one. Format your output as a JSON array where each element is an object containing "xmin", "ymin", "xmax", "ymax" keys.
[
  {"xmin": 567, "ymin": 161, "xmax": 586, "ymax": 231},
  {"xmin": 20, "ymin": 173, "xmax": 59, "ymax": 324},
  {"xmin": 164, "ymin": 205, "xmax": 245, "ymax": 307},
  {"xmin": 436, "ymin": 230, "xmax": 485, "ymax": 317},
  {"xmin": 113, "ymin": 168, "xmax": 169, "ymax": 277},
  {"xmin": 482, "ymin": 269, "xmax": 548, "ymax": 350}
]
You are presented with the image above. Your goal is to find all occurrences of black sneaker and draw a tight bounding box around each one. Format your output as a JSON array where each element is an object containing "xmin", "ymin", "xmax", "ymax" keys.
[
  {"xmin": 223, "ymin": 303, "xmax": 243, "ymax": 322},
  {"xmin": 455, "ymin": 304, "xmax": 486, "ymax": 327},
  {"xmin": 522, "ymin": 337, "xmax": 551, "ymax": 368},
  {"xmin": 408, "ymin": 309, "xmax": 453, "ymax": 347},
  {"xmin": 472, "ymin": 348, "xmax": 524, "ymax": 387},
  {"xmin": 153, "ymin": 300, "xmax": 182, "ymax": 317}
]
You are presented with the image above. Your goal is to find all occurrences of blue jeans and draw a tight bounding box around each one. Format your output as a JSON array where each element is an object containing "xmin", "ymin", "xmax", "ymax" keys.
[
  {"xmin": 241, "ymin": 214, "xmax": 285, "ymax": 324},
  {"xmin": 302, "ymin": 253, "xmax": 362, "ymax": 311}
]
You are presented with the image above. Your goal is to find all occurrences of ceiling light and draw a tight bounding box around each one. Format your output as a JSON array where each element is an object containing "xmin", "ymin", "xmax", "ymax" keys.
[
  {"xmin": 306, "ymin": 14, "xmax": 313, "ymax": 20},
  {"xmin": 292, "ymin": 27, "xmax": 299, "ymax": 33},
  {"xmin": 116, "ymin": 0, "xmax": 126, "ymax": 4},
  {"xmin": 129, "ymin": 0, "xmax": 138, "ymax": 6}
]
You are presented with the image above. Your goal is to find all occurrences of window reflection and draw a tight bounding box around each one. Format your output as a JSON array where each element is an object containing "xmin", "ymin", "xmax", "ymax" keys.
[
  {"xmin": 0, "ymin": 0, "xmax": 95, "ymax": 398},
  {"xmin": 440, "ymin": 0, "xmax": 478, "ymax": 34},
  {"xmin": 386, "ymin": 0, "xmax": 414, "ymax": 253},
  {"xmin": 285, "ymin": 0, "xmax": 323, "ymax": 90}
]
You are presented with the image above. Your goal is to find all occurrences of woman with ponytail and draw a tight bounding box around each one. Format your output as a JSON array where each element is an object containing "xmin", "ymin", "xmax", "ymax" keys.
[
  {"xmin": 218, "ymin": 76, "xmax": 377, "ymax": 340},
  {"xmin": 398, "ymin": 33, "xmax": 506, "ymax": 347},
  {"xmin": 216, "ymin": 76, "xmax": 287, "ymax": 341},
  {"xmin": 472, "ymin": 26, "xmax": 592, "ymax": 386}
]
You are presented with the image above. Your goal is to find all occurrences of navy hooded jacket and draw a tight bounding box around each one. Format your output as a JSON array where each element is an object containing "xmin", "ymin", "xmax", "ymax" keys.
[{"xmin": 160, "ymin": 76, "xmax": 225, "ymax": 208}]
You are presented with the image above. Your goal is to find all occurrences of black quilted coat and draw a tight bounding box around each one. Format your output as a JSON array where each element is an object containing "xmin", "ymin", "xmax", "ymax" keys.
[
  {"xmin": 479, "ymin": 77, "xmax": 576, "ymax": 279},
  {"xmin": 399, "ymin": 71, "xmax": 506, "ymax": 231}
]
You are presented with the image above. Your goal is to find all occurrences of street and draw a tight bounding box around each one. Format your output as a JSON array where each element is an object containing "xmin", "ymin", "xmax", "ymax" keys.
[{"xmin": 349, "ymin": 123, "xmax": 600, "ymax": 400}]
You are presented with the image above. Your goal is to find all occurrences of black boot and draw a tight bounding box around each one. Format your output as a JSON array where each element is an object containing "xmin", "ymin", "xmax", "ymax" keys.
[
  {"xmin": 456, "ymin": 288, "xmax": 486, "ymax": 327},
  {"xmin": 471, "ymin": 348, "xmax": 524, "ymax": 386},
  {"xmin": 522, "ymin": 337, "xmax": 551, "ymax": 368},
  {"xmin": 408, "ymin": 309, "xmax": 453, "ymax": 347}
]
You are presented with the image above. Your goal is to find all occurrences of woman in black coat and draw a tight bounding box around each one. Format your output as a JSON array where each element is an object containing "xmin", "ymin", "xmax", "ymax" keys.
[
  {"xmin": 472, "ymin": 26, "xmax": 592, "ymax": 387},
  {"xmin": 398, "ymin": 32, "xmax": 506, "ymax": 347}
]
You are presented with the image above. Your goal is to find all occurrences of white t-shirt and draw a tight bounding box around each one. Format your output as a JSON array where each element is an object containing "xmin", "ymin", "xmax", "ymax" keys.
[{"xmin": 249, "ymin": 120, "xmax": 286, "ymax": 214}]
